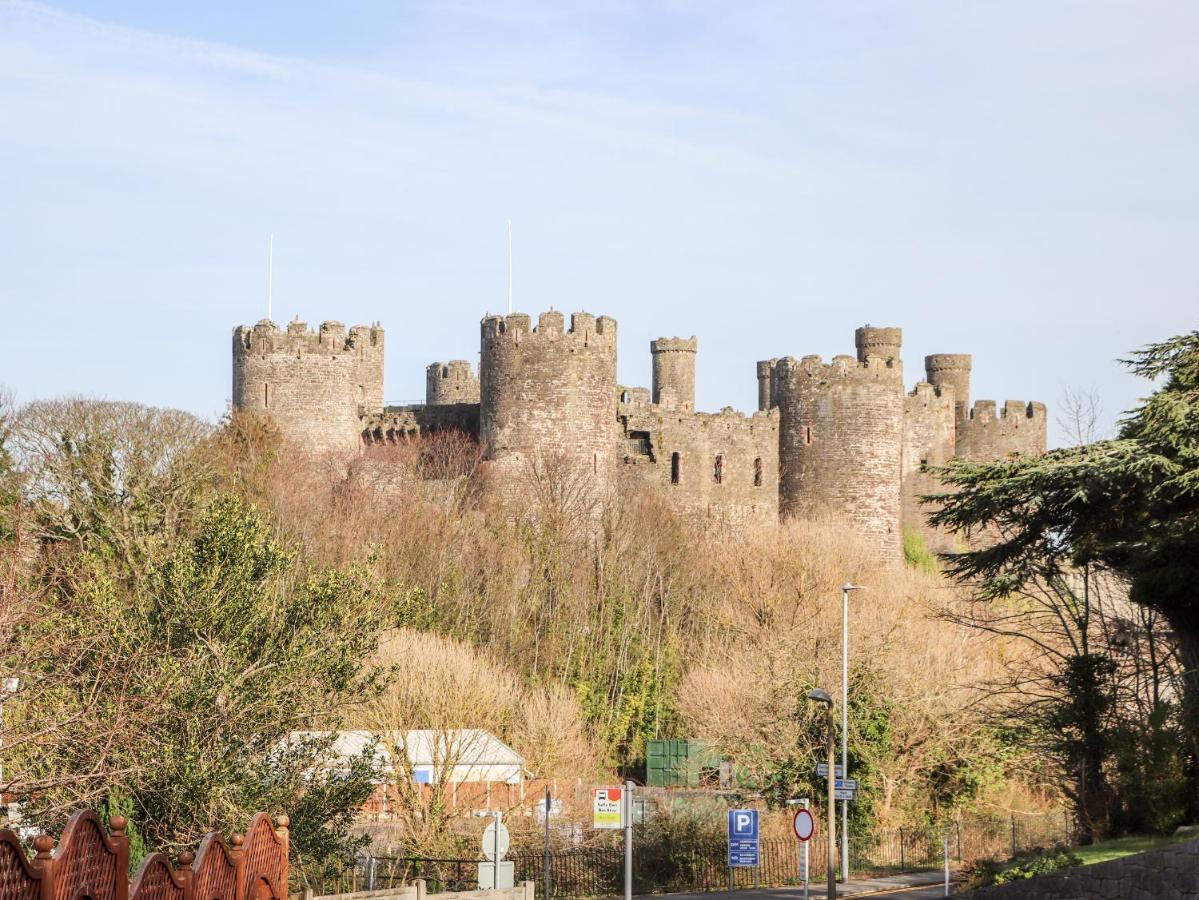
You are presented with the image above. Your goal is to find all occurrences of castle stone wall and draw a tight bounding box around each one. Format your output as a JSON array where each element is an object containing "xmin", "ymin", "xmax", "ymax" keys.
[
  {"xmin": 957, "ymin": 399, "xmax": 1048, "ymax": 462},
  {"xmin": 232, "ymin": 318, "xmax": 384, "ymax": 455},
  {"xmin": 362, "ymin": 403, "xmax": 480, "ymax": 443},
  {"xmin": 479, "ymin": 310, "xmax": 618, "ymax": 494},
  {"xmin": 773, "ymin": 346, "xmax": 905, "ymax": 561},
  {"xmin": 901, "ymin": 382, "xmax": 957, "ymax": 552},
  {"xmin": 924, "ymin": 353, "xmax": 972, "ymax": 424},
  {"xmin": 651, "ymin": 336, "xmax": 697, "ymax": 412},
  {"xmin": 426, "ymin": 360, "xmax": 480, "ymax": 405},
  {"xmin": 619, "ymin": 391, "xmax": 778, "ymax": 531}
]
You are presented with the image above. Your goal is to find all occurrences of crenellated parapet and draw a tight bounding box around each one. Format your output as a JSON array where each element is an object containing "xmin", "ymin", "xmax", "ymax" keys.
[
  {"xmin": 956, "ymin": 399, "xmax": 1048, "ymax": 462},
  {"xmin": 231, "ymin": 318, "xmax": 384, "ymax": 455}
]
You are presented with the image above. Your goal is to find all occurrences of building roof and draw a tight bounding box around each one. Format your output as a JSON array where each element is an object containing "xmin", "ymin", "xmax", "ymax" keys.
[{"xmin": 292, "ymin": 729, "xmax": 527, "ymax": 771}]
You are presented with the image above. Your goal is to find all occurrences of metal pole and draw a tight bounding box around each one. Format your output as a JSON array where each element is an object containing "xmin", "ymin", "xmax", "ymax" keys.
[
  {"xmin": 494, "ymin": 811, "xmax": 501, "ymax": 890},
  {"xmin": 943, "ymin": 835, "xmax": 949, "ymax": 897},
  {"xmin": 623, "ymin": 781, "xmax": 633, "ymax": 900},
  {"xmin": 544, "ymin": 786, "xmax": 551, "ymax": 900},
  {"xmin": 800, "ymin": 799, "xmax": 809, "ymax": 900},
  {"xmin": 826, "ymin": 706, "xmax": 837, "ymax": 900},
  {"xmin": 841, "ymin": 584, "xmax": 849, "ymax": 883}
]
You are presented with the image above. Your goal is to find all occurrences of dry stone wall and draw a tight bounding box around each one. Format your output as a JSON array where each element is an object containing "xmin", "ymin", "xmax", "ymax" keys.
[{"xmin": 963, "ymin": 837, "xmax": 1199, "ymax": 899}]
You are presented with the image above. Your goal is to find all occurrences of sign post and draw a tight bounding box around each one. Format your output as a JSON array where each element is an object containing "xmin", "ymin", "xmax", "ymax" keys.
[
  {"xmin": 623, "ymin": 782, "xmax": 634, "ymax": 900},
  {"xmin": 792, "ymin": 803, "xmax": 814, "ymax": 900},
  {"xmin": 727, "ymin": 809, "xmax": 760, "ymax": 893}
]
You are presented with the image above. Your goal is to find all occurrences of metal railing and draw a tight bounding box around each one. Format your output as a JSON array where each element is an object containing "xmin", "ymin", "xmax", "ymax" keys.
[{"xmin": 324, "ymin": 814, "xmax": 1070, "ymax": 897}]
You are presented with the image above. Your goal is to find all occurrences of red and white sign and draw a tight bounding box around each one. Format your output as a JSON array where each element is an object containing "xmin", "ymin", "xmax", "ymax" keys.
[{"xmin": 792, "ymin": 808, "xmax": 815, "ymax": 842}]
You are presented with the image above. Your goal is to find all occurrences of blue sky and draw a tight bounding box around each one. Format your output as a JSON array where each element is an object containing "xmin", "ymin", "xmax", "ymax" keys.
[{"xmin": 1, "ymin": 1, "xmax": 1196, "ymax": 445}]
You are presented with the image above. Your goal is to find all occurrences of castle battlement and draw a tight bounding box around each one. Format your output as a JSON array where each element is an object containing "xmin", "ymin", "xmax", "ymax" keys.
[
  {"xmin": 966, "ymin": 399, "xmax": 1046, "ymax": 422},
  {"xmin": 906, "ymin": 381, "xmax": 953, "ymax": 404},
  {"xmin": 234, "ymin": 319, "xmax": 384, "ymax": 357},
  {"xmin": 772, "ymin": 352, "xmax": 902, "ymax": 382},
  {"xmin": 481, "ymin": 310, "xmax": 617, "ymax": 348}
]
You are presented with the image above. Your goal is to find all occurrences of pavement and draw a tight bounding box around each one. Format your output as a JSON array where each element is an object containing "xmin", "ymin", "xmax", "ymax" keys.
[{"xmin": 657, "ymin": 871, "xmax": 958, "ymax": 900}]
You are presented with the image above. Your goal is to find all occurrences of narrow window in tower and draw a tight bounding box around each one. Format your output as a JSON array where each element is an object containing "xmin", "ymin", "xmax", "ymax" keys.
[
  {"xmin": 805, "ymin": 426, "xmax": 812, "ymax": 445},
  {"xmin": 671, "ymin": 452, "xmax": 681, "ymax": 485},
  {"xmin": 263, "ymin": 383, "xmax": 269, "ymax": 408},
  {"xmin": 593, "ymin": 453, "xmax": 598, "ymax": 475},
  {"xmin": 714, "ymin": 454, "xmax": 724, "ymax": 484},
  {"xmin": 753, "ymin": 457, "xmax": 763, "ymax": 486}
]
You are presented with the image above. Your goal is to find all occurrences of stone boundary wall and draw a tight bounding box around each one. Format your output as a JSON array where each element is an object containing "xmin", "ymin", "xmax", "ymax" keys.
[{"xmin": 963, "ymin": 837, "xmax": 1199, "ymax": 899}]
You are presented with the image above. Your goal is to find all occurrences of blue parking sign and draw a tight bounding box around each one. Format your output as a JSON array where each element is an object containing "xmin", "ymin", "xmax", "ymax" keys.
[{"xmin": 727, "ymin": 809, "xmax": 759, "ymax": 868}]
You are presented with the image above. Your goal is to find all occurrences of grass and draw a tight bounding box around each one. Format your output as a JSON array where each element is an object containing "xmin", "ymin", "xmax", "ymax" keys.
[{"xmin": 1072, "ymin": 833, "xmax": 1194, "ymax": 865}]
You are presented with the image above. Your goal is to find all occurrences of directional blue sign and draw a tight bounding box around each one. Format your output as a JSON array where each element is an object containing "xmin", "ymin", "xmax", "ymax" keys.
[{"xmin": 727, "ymin": 809, "xmax": 759, "ymax": 868}]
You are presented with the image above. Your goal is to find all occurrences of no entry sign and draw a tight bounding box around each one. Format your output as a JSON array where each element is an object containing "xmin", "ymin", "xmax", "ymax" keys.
[{"xmin": 792, "ymin": 808, "xmax": 815, "ymax": 842}]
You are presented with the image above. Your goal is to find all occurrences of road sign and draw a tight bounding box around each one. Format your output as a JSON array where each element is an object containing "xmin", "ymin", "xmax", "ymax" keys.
[
  {"xmin": 834, "ymin": 788, "xmax": 856, "ymax": 801},
  {"xmin": 834, "ymin": 778, "xmax": 858, "ymax": 791},
  {"xmin": 727, "ymin": 809, "xmax": 759, "ymax": 868},
  {"xmin": 815, "ymin": 764, "xmax": 844, "ymax": 778},
  {"xmin": 792, "ymin": 808, "xmax": 815, "ymax": 842},
  {"xmin": 593, "ymin": 788, "xmax": 624, "ymax": 829},
  {"xmin": 536, "ymin": 797, "xmax": 563, "ymax": 822},
  {"xmin": 481, "ymin": 822, "xmax": 510, "ymax": 860}
]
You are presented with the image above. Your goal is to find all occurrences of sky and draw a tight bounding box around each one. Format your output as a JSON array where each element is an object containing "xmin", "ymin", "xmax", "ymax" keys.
[{"xmin": 1, "ymin": 1, "xmax": 1196, "ymax": 446}]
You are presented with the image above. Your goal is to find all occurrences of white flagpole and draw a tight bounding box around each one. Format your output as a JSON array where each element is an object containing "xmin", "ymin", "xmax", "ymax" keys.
[
  {"xmin": 267, "ymin": 233, "xmax": 274, "ymax": 321},
  {"xmin": 507, "ymin": 220, "xmax": 512, "ymax": 315}
]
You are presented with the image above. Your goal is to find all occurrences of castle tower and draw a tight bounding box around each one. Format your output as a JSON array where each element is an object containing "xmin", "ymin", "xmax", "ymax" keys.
[
  {"xmin": 772, "ymin": 326, "xmax": 905, "ymax": 561},
  {"xmin": 855, "ymin": 326, "xmax": 903, "ymax": 366},
  {"xmin": 426, "ymin": 360, "xmax": 480, "ymax": 405},
  {"xmin": 479, "ymin": 309, "xmax": 618, "ymax": 494},
  {"xmin": 651, "ymin": 336, "xmax": 697, "ymax": 411},
  {"xmin": 232, "ymin": 318, "xmax": 385, "ymax": 455},
  {"xmin": 756, "ymin": 359, "xmax": 778, "ymax": 411},
  {"xmin": 924, "ymin": 354, "xmax": 972, "ymax": 424}
]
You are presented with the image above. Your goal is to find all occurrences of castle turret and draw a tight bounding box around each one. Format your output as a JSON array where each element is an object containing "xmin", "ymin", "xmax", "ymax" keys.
[
  {"xmin": 855, "ymin": 326, "xmax": 903, "ymax": 366},
  {"xmin": 756, "ymin": 359, "xmax": 778, "ymax": 411},
  {"xmin": 232, "ymin": 318, "xmax": 385, "ymax": 455},
  {"xmin": 651, "ymin": 336, "xmax": 697, "ymax": 411},
  {"xmin": 924, "ymin": 354, "xmax": 972, "ymax": 424},
  {"xmin": 479, "ymin": 310, "xmax": 618, "ymax": 496},
  {"xmin": 772, "ymin": 326, "xmax": 905, "ymax": 561},
  {"xmin": 426, "ymin": 360, "xmax": 480, "ymax": 405}
]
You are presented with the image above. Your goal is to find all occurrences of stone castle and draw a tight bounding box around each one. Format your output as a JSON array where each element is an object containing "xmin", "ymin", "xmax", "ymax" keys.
[{"xmin": 232, "ymin": 312, "xmax": 1046, "ymax": 559}]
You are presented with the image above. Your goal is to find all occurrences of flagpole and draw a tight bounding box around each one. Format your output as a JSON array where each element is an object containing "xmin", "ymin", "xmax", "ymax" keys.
[
  {"xmin": 267, "ymin": 233, "xmax": 274, "ymax": 321},
  {"xmin": 507, "ymin": 220, "xmax": 512, "ymax": 315}
]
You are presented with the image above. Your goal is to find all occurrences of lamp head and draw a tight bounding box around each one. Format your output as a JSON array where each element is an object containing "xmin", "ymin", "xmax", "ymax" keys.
[
  {"xmin": 807, "ymin": 688, "xmax": 833, "ymax": 705},
  {"xmin": 842, "ymin": 583, "xmax": 864, "ymax": 592}
]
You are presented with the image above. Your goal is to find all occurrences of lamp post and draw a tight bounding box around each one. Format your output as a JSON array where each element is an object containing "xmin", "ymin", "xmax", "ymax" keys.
[
  {"xmin": 840, "ymin": 583, "xmax": 862, "ymax": 881},
  {"xmin": 807, "ymin": 688, "xmax": 836, "ymax": 900}
]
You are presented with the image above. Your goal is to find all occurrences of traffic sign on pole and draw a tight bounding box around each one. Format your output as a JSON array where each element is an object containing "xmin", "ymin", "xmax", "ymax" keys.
[
  {"xmin": 727, "ymin": 810, "xmax": 760, "ymax": 867},
  {"xmin": 834, "ymin": 788, "xmax": 856, "ymax": 801},
  {"xmin": 834, "ymin": 778, "xmax": 858, "ymax": 791},
  {"xmin": 792, "ymin": 808, "xmax": 815, "ymax": 842},
  {"xmin": 815, "ymin": 764, "xmax": 844, "ymax": 778}
]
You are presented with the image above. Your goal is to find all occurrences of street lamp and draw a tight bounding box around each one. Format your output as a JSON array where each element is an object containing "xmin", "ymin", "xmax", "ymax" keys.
[
  {"xmin": 840, "ymin": 583, "xmax": 863, "ymax": 882},
  {"xmin": 807, "ymin": 688, "xmax": 836, "ymax": 900}
]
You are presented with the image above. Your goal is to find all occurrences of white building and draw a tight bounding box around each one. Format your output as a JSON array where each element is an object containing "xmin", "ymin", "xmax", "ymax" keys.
[{"xmin": 292, "ymin": 729, "xmax": 530, "ymax": 785}]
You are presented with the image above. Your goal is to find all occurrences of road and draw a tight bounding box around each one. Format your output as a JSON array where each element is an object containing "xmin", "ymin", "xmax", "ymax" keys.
[{"xmin": 656, "ymin": 872, "xmax": 959, "ymax": 900}]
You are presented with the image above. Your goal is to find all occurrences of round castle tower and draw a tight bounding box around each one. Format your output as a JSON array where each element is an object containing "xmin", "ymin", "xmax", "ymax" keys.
[
  {"xmin": 232, "ymin": 318, "xmax": 384, "ymax": 455},
  {"xmin": 479, "ymin": 310, "xmax": 618, "ymax": 492},
  {"xmin": 768, "ymin": 326, "xmax": 905, "ymax": 560},
  {"xmin": 924, "ymin": 354, "xmax": 972, "ymax": 424},
  {"xmin": 651, "ymin": 336, "xmax": 697, "ymax": 411},
  {"xmin": 426, "ymin": 360, "xmax": 480, "ymax": 405}
]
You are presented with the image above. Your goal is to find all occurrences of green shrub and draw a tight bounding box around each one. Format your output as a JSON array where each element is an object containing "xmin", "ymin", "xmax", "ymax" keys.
[
  {"xmin": 965, "ymin": 845, "xmax": 1082, "ymax": 887},
  {"xmin": 902, "ymin": 528, "xmax": 938, "ymax": 573}
]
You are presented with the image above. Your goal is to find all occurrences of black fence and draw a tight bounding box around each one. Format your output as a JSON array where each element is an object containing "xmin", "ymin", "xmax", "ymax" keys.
[{"xmin": 321, "ymin": 815, "xmax": 1070, "ymax": 897}]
